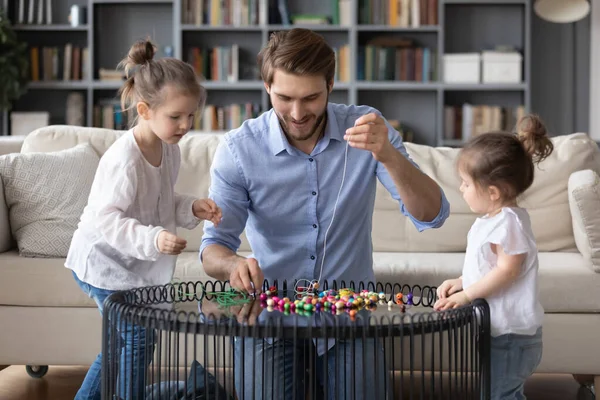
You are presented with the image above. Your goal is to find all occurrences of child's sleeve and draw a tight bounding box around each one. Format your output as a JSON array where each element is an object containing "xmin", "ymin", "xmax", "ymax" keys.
[
  {"xmin": 95, "ymin": 161, "xmax": 164, "ymax": 261},
  {"xmin": 174, "ymin": 193, "xmax": 199, "ymax": 229},
  {"xmin": 486, "ymin": 211, "xmax": 531, "ymax": 256}
]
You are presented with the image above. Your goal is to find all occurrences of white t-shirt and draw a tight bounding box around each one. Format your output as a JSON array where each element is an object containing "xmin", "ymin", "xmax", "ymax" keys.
[
  {"xmin": 462, "ymin": 207, "xmax": 544, "ymax": 337},
  {"xmin": 65, "ymin": 129, "xmax": 199, "ymax": 290}
]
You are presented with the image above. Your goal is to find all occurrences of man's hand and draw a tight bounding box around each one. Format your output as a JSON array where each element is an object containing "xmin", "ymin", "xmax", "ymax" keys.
[
  {"xmin": 434, "ymin": 291, "xmax": 471, "ymax": 311},
  {"xmin": 229, "ymin": 257, "xmax": 264, "ymax": 295},
  {"xmin": 157, "ymin": 230, "xmax": 187, "ymax": 255},
  {"xmin": 344, "ymin": 112, "xmax": 396, "ymax": 163},
  {"xmin": 193, "ymin": 198, "xmax": 222, "ymax": 226},
  {"xmin": 436, "ymin": 277, "xmax": 463, "ymax": 300}
]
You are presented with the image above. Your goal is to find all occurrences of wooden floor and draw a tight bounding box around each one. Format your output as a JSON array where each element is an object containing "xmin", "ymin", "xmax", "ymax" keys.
[{"xmin": 0, "ymin": 365, "xmax": 595, "ymax": 400}]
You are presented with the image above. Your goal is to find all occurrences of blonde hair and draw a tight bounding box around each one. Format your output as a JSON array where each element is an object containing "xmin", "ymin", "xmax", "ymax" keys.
[
  {"xmin": 458, "ymin": 114, "xmax": 554, "ymax": 201},
  {"xmin": 118, "ymin": 39, "xmax": 206, "ymax": 118},
  {"xmin": 257, "ymin": 28, "xmax": 335, "ymax": 86}
]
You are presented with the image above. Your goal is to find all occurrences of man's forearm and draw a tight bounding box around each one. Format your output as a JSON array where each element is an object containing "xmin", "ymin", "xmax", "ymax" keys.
[
  {"xmin": 382, "ymin": 150, "xmax": 442, "ymax": 222},
  {"xmin": 201, "ymin": 244, "xmax": 245, "ymax": 281}
]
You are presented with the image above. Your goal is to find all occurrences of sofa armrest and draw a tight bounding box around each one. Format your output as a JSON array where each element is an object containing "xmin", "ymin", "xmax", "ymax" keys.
[
  {"xmin": 568, "ymin": 169, "xmax": 600, "ymax": 273},
  {"xmin": 0, "ymin": 136, "xmax": 24, "ymax": 156},
  {"xmin": 0, "ymin": 178, "xmax": 13, "ymax": 253}
]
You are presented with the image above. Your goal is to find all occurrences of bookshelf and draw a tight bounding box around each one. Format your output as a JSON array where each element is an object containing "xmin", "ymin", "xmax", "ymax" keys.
[{"xmin": 3, "ymin": 0, "xmax": 531, "ymax": 147}]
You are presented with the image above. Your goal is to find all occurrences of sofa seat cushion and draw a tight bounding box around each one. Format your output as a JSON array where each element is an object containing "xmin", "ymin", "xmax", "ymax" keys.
[
  {"xmin": 0, "ymin": 251, "xmax": 218, "ymax": 307},
  {"xmin": 2, "ymin": 250, "xmax": 597, "ymax": 312},
  {"xmin": 372, "ymin": 252, "xmax": 600, "ymax": 313}
]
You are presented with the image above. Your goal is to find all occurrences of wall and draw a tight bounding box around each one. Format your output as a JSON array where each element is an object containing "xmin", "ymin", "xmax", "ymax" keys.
[{"xmin": 531, "ymin": 9, "xmax": 591, "ymax": 137}]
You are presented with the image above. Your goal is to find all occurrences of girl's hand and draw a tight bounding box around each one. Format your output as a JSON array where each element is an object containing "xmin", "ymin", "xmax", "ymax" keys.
[
  {"xmin": 193, "ymin": 198, "xmax": 222, "ymax": 226},
  {"xmin": 434, "ymin": 291, "xmax": 471, "ymax": 311},
  {"xmin": 436, "ymin": 277, "xmax": 463, "ymax": 299},
  {"xmin": 158, "ymin": 230, "xmax": 187, "ymax": 255}
]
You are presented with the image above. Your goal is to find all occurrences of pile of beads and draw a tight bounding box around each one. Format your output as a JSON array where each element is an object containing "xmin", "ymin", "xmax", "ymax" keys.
[{"xmin": 258, "ymin": 287, "xmax": 414, "ymax": 317}]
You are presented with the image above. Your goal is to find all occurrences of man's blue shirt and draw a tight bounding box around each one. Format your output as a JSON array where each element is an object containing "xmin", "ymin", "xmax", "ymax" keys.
[{"xmin": 200, "ymin": 102, "xmax": 450, "ymax": 285}]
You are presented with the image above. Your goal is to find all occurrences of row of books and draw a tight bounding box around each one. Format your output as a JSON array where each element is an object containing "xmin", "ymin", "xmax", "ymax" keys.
[
  {"xmin": 29, "ymin": 45, "xmax": 89, "ymax": 82},
  {"xmin": 199, "ymin": 103, "xmax": 263, "ymax": 132},
  {"xmin": 187, "ymin": 45, "xmax": 240, "ymax": 82},
  {"xmin": 359, "ymin": 0, "xmax": 438, "ymax": 26},
  {"xmin": 180, "ymin": 0, "xmax": 353, "ymax": 27},
  {"xmin": 92, "ymin": 100, "xmax": 263, "ymax": 132},
  {"xmin": 14, "ymin": 0, "xmax": 52, "ymax": 25},
  {"xmin": 444, "ymin": 104, "xmax": 527, "ymax": 141},
  {"xmin": 358, "ymin": 44, "xmax": 437, "ymax": 82},
  {"xmin": 181, "ymin": 0, "xmax": 267, "ymax": 26}
]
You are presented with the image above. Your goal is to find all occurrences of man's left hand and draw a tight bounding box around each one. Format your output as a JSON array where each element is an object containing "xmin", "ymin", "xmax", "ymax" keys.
[{"xmin": 344, "ymin": 112, "xmax": 395, "ymax": 163}]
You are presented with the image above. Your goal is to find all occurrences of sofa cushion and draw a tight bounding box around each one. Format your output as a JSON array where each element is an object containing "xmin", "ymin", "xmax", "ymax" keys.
[
  {"xmin": 372, "ymin": 251, "xmax": 600, "ymax": 313},
  {"xmin": 22, "ymin": 125, "xmax": 124, "ymax": 156},
  {"xmin": 568, "ymin": 169, "xmax": 600, "ymax": 273},
  {"xmin": 1, "ymin": 250, "xmax": 597, "ymax": 312},
  {"xmin": 0, "ymin": 251, "xmax": 221, "ymax": 307},
  {"xmin": 0, "ymin": 143, "xmax": 100, "ymax": 257},
  {"xmin": 0, "ymin": 181, "xmax": 12, "ymax": 253},
  {"xmin": 373, "ymin": 133, "xmax": 600, "ymax": 253}
]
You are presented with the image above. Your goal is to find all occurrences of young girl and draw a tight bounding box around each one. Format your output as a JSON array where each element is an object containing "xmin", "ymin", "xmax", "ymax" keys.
[
  {"xmin": 434, "ymin": 114, "xmax": 553, "ymax": 400},
  {"xmin": 65, "ymin": 39, "xmax": 222, "ymax": 400}
]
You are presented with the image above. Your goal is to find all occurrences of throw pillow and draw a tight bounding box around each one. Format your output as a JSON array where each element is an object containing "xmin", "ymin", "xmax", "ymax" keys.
[
  {"xmin": 0, "ymin": 143, "xmax": 100, "ymax": 257},
  {"xmin": 568, "ymin": 169, "xmax": 600, "ymax": 272}
]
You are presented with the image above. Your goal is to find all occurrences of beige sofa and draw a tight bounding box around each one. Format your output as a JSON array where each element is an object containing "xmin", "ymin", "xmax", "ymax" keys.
[{"xmin": 1, "ymin": 125, "xmax": 599, "ymax": 394}]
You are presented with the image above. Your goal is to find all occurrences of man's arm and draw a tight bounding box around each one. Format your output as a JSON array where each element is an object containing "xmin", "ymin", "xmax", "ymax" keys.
[
  {"xmin": 199, "ymin": 138, "xmax": 263, "ymax": 293},
  {"xmin": 344, "ymin": 111, "xmax": 449, "ymax": 227}
]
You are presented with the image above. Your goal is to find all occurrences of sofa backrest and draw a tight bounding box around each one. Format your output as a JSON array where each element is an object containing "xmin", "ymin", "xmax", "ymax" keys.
[{"xmin": 21, "ymin": 125, "xmax": 600, "ymax": 253}]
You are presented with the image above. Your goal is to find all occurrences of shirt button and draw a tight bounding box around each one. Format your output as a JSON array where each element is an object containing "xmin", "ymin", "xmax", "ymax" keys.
[
  {"xmin": 309, "ymin": 158, "xmax": 314, "ymax": 162},
  {"xmin": 312, "ymin": 224, "xmax": 317, "ymax": 228},
  {"xmin": 312, "ymin": 191, "xmax": 317, "ymax": 196},
  {"xmin": 310, "ymin": 255, "xmax": 315, "ymax": 260}
]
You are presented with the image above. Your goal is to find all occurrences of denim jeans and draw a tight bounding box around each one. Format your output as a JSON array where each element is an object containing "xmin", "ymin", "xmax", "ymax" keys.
[
  {"xmin": 72, "ymin": 271, "xmax": 155, "ymax": 400},
  {"xmin": 490, "ymin": 327, "xmax": 543, "ymax": 400},
  {"xmin": 233, "ymin": 337, "xmax": 388, "ymax": 400}
]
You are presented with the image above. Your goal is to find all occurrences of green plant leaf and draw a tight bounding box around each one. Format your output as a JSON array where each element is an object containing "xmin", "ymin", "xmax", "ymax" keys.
[{"xmin": 0, "ymin": 8, "xmax": 30, "ymax": 111}]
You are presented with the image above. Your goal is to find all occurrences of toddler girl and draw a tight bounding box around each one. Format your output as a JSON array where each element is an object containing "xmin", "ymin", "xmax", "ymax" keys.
[{"xmin": 434, "ymin": 114, "xmax": 553, "ymax": 400}]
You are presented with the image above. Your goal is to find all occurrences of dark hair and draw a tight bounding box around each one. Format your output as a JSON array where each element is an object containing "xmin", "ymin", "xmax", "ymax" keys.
[
  {"xmin": 118, "ymin": 39, "xmax": 206, "ymax": 115},
  {"xmin": 457, "ymin": 114, "xmax": 554, "ymax": 200},
  {"xmin": 257, "ymin": 28, "xmax": 335, "ymax": 86}
]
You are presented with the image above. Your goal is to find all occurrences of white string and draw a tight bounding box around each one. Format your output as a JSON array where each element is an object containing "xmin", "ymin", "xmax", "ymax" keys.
[{"xmin": 315, "ymin": 138, "xmax": 350, "ymax": 285}]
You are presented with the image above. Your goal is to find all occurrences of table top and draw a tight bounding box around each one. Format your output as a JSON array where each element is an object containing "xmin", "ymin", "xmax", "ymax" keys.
[{"xmin": 155, "ymin": 296, "xmax": 466, "ymax": 339}]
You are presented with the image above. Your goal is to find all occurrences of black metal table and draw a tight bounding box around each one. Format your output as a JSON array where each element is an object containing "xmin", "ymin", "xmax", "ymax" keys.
[{"xmin": 101, "ymin": 280, "xmax": 490, "ymax": 400}]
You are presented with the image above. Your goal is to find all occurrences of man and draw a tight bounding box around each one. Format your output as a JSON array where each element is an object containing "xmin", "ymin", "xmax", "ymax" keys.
[{"xmin": 200, "ymin": 28, "xmax": 450, "ymax": 399}]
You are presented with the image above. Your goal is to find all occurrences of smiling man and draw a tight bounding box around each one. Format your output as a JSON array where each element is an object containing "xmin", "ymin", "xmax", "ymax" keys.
[{"xmin": 200, "ymin": 28, "xmax": 450, "ymax": 399}]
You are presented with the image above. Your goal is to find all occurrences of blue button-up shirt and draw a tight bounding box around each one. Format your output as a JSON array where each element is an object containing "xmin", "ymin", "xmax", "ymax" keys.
[{"xmin": 200, "ymin": 102, "xmax": 450, "ymax": 286}]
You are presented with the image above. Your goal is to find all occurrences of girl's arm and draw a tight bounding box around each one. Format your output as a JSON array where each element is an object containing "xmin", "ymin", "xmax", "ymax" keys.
[
  {"xmin": 434, "ymin": 245, "xmax": 525, "ymax": 310},
  {"xmin": 174, "ymin": 193, "xmax": 199, "ymax": 229},
  {"xmin": 95, "ymin": 162, "xmax": 164, "ymax": 261},
  {"xmin": 463, "ymin": 244, "xmax": 525, "ymax": 300}
]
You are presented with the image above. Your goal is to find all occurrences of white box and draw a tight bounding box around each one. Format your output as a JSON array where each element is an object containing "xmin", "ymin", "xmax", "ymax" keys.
[
  {"xmin": 482, "ymin": 51, "xmax": 522, "ymax": 83},
  {"xmin": 10, "ymin": 111, "xmax": 49, "ymax": 137},
  {"xmin": 443, "ymin": 53, "xmax": 481, "ymax": 83}
]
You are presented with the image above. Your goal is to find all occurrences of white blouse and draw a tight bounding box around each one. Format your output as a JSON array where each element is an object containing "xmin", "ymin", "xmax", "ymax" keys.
[{"xmin": 65, "ymin": 129, "xmax": 199, "ymax": 290}]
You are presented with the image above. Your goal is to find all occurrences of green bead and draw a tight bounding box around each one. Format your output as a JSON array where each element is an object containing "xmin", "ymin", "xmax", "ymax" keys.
[
  {"xmin": 303, "ymin": 303, "xmax": 313, "ymax": 311},
  {"xmin": 284, "ymin": 303, "xmax": 290, "ymax": 310}
]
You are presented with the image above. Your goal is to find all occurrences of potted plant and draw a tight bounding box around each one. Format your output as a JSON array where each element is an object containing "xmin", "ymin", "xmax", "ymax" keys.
[{"xmin": 0, "ymin": 7, "xmax": 29, "ymax": 116}]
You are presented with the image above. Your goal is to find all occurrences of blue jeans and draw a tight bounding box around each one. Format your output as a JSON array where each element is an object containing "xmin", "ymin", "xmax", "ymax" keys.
[
  {"xmin": 233, "ymin": 337, "xmax": 388, "ymax": 400},
  {"xmin": 72, "ymin": 271, "xmax": 155, "ymax": 400},
  {"xmin": 490, "ymin": 327, "xmax": 543, "ymax": 400}
]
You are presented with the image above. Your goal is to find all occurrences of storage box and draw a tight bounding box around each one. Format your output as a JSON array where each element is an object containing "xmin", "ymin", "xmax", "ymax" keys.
[
  {"xmin": 482, "ymin": 51, "xmax": 522, "ymax": 83},
  {"xmin": 10, "ymin": 112, "xmax": 49, "ymax": 137},
  {"xmin": 443, "ymin": 53, "xmax": 481, "ymax": 83}
]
